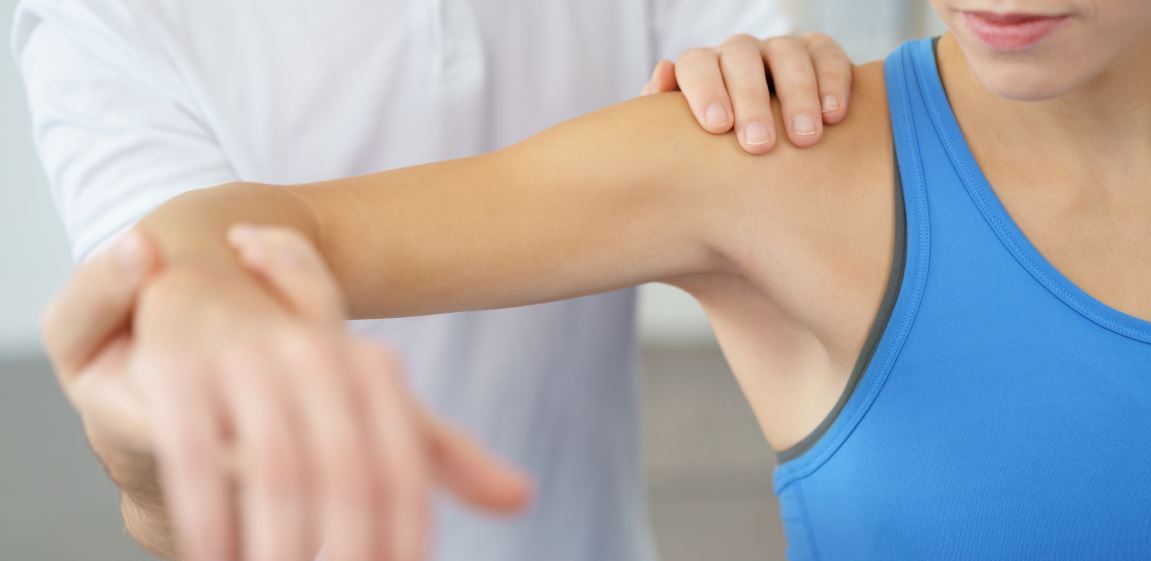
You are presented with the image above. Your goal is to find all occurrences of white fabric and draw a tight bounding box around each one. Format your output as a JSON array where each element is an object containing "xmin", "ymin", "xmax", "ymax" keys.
[{"xmin": 12, "ymin": 1, "xmax": 791, "ymax": 560}]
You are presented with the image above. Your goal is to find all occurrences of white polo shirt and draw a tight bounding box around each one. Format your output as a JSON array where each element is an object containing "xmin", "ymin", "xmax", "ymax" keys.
[{"xmin": 13, "ymin": 1, "xmax": 790, "ymax": 560}]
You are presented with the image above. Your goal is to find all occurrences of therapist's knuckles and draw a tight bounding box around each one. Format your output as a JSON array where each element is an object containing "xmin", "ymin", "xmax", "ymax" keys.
[
  {"xmin": 675, "ymin": 48, "xmax": 733, "ymax": 131},
  {"xmin": 802, "ymin": 33, "xmax": 852, "ymax": 125}
]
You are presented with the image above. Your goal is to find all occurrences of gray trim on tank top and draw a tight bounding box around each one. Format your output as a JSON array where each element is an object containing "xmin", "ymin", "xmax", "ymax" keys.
[{"xmin": 776, "ymin": 154, "xmax": 909, "ymax": 464}]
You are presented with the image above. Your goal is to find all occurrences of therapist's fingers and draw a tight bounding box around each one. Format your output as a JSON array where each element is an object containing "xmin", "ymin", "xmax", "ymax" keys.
[
  {"xmin": 717, "ymin": 34, "xmax": 777, "ymax": 154},
  {"xmin": 641, "ymin": 59, "xmax": 678, "ymax": 96},
  {"xmin": 803, "ymin": 32, "xmax": 853, "ymax": 126},
  {"xmin": 673, "ymin": 48, "xmax": 734, "ymax": 134},
  {"xmin": 139, "ymin": 350, "xmax": 237, "ymax": 561},
  {"xmin": 761, "ymin": 36, "xmax": 824, "ymax": 148},
  {"xmin": 278, "ymin": 332, "xmax": 378, "ymax": 561},
  {"xmin": 221, "ymin": 351, "xmax": 313, "ymax": 561},
  {"xmin": 42, "ymin": 230, "xmax": 159, "ymax": 382},
  {"xmin": 347, "ymin": 343, "xmax": 430, "ymax": 561},
  {"xmin": 68, "ymin": 336, "xmax": 154, "ymax": 451},
  {"xmin": 228, "ymin": 224, "xmax": 347, "ymax": 328}
]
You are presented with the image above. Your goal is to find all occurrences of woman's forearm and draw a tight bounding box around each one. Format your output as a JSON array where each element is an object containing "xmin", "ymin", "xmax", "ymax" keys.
[
  {"xmin": 136, "ymin": 182, "xmax": 321, "ymax": 285},
  {"xmin": 135, "ymin": 94, "xmax": 730, "ymax": 320}
]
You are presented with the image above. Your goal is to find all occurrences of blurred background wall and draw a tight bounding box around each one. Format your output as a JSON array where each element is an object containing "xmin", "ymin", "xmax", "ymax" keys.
[{"xmin": 1, "ymin": 2, "xmax": 944, "ymax": 560}]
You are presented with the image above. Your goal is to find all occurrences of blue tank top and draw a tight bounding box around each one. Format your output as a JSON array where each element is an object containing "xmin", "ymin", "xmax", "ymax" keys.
[{"xmin": 771, "ymin": 38, "xmax": 1151, "ymax": 560}]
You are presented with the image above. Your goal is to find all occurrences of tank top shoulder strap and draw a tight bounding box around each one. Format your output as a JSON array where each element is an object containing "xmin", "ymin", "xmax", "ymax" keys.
[{"xmin": 772, "ymin": 40, "xmax": 935, "ymax": 488}]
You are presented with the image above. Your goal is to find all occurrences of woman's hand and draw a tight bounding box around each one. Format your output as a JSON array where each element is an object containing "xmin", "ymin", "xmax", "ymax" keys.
[
  {"xmin": 643, "ymin": 32, "xmax": 853, "ymax": 153},
  {"xmin": 41, "ymin": 229, "xmax": 533, "ymax": 561}
]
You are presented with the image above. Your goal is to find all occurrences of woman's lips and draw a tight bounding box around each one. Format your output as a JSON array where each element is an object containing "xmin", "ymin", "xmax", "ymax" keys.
[{"xmin": 963, "ymin": 11, "xmax": 1070, "ymax": 51}]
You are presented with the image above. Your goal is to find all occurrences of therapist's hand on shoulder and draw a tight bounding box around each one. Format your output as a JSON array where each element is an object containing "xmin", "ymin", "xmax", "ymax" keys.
[
  {"xmin": 644, "ymin": 32, "xmax": 852, "ymax": 154},
  {"xmin": 41, "ymin": 229, "xmax": 533, "ymax": 561}
]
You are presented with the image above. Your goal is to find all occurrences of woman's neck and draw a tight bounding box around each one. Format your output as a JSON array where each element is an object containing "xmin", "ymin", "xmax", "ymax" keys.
[{"xmin": 936, "ymin": 33, "xmax": 1151, "ymax": 193}]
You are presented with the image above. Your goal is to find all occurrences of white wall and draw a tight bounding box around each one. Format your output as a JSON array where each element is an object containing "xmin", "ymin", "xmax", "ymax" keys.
[{"xmin": 0, "ymin": 0, "xmax": 943, "ymax": 356}]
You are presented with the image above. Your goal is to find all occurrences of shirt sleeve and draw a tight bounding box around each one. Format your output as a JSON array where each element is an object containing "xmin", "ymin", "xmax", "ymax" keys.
[
  {"xmin": 651, "ymin": 0, "xmax": 796, "ymax": 62},
  {"xmin": 12, "ymin": 0, "xmax": 238, "ymax": 261}
]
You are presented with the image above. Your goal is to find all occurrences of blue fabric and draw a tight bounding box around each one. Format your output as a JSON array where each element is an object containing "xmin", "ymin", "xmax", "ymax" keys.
[{"xmin": 772, "ymin": 38, "xmax": 1151, "ymax": 561}]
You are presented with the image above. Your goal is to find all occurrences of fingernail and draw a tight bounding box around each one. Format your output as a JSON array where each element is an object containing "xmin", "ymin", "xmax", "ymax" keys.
[
  {"xmin": 228, "ymin": 223, "xmax": 256, "ymax": 245},
  {"xmin": 822, "ymin": 95, "xmax": 839, "ymax": 113},
  {"xmin": 745, "ymin": 121, "xmax": 772, "ymax": 146},
  {"xmin": 793, "ymin": 114, "xmax": 817, "ymax": 136},
  {"xmin": 114, "ymin": 231, "xmax": 143, "ymax": 274},
  {"xmin": 705, "ymin": 103, "xmax": 729, "ymax": 128}
]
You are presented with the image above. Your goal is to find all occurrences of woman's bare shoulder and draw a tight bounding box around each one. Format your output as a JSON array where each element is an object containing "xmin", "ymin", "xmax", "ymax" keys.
[
  {"xmin": 626, "ymin": 61, "xmax": 897, "ymax": 265},
  {"xmin": 574, "ymin": 61, "xmax": 894, "ymax": 198},
  {"xmin": 495, "ymin": 62, "xmax": 895, "ymax": 279},
  {"xmin": 507, "ymin": 60, "xmax": 891, "ymax": 198}
]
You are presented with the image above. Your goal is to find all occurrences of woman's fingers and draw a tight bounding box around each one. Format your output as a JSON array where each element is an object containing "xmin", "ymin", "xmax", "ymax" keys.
[
  {"xmin": 138, "ymin": 352, "xmax": 236, "ymax": 561},
  {"xmin": 718, "ymin": 34, "xmax": 778, "ymax": 154},
  {"xmin": 761, "ymin": 36, "xmax": 824, "ymax": 148},
  {"xmin": 348, "ymin": 343, "xmax": 430, "ymax": 561},
  {"xmin": 222, "ymin": 350, "xmax": 313, "ymax": 561},
  {"xmin": 229, "ymin": 224, "xmax": 347, "ymax": 328},
  {"xmin": 673, "ymin": 48, "xmax": 734, "ymax": 134},
  {"xmin": 42, "ymin": 230, "xmax": 158, "ymax": 385},
  {"xmin": 802, "ymin": 32, "xmax": 854, "ymax": 125}
]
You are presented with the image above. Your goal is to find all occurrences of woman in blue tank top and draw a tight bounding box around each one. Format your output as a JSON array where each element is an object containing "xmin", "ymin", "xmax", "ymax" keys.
[{"xmin": 46, "ymin": 1, "xmax": 1151, "ymax": 560}]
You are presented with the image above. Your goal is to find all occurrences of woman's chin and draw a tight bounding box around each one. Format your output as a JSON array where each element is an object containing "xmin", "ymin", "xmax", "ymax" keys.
[
  {"xmin": 971, "ymin": 66, "xmax": 1080, "ymax": 101},
  {"xmin": 954, "ymin": 42, "xmax": 1097, "ymax": 102}
]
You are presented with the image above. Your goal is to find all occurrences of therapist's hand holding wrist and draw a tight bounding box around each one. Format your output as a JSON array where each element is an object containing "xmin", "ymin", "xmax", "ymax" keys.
[
  {"xmin": 644, "ymin": 32, "xmax": 853, "ymax": 153},
  {"xmin": 41, "ymin": 229, "xmax": 532, "ymax": 561}
]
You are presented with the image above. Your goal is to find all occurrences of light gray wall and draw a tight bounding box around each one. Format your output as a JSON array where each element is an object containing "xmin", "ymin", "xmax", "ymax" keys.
[{"xmin": 0, "ymin": 0, "xmax": 943, "ymax": 356}]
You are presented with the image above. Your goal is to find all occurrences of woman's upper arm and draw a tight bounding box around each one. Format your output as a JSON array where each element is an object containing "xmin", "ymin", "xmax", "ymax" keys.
[{"xmin": 290, "ymin": 93, "xmax": 752, "ymax": 319}]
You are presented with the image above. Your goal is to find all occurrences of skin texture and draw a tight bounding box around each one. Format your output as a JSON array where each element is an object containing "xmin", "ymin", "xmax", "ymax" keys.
[
  {"xmin": 43, "ymin": 3, "xmax": 1151, "ymax": 561},
  {"xmin": 39, "ymin": 32, "xmax": 858, "ymax": 561}
]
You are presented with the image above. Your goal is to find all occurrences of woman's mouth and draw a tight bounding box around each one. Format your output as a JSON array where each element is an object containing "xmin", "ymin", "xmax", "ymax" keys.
[{"xmin": 962, "ymin": 11, "xmax": 1070, "ymax": 52}]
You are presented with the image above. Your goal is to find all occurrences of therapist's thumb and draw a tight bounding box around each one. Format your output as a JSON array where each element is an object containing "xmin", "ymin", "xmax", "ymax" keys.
[
  {"xmin": 42, "ymin": 230, "xmax": 159, "ymax": 385},
  {"xmin": 228, "ymin": 223, "xmax": 348, "ymax": 328}
]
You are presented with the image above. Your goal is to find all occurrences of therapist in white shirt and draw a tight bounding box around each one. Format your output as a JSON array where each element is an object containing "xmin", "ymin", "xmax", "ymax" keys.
[{"xmin": 15, "ymin": 1, "xmax": 853, "ymax": 561}]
